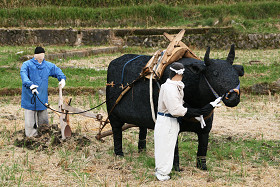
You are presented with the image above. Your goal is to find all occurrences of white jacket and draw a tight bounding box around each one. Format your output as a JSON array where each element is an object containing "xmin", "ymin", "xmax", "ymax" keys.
[{"xmin": 157, "ymin": 79, "xmax": 187, "ymax": 117}]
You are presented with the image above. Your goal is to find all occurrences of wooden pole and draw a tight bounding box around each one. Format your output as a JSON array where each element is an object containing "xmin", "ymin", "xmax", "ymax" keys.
[
  {"xmin": 163, "ymin": 32, "xmax": 200, "ymax": 60},
  {"xmin": 58, "ymin": 85, "xmax": 72, "ymax": 139},
  {"xmin": 95, "ymin": 124, "xmax": 136, "ymax": 140},
  {"xmin": 59, "ymin": 85, "xmax": 66, "ymax": 139}
]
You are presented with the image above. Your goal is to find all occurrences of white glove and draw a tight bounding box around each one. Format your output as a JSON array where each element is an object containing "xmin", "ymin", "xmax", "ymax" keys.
[
  {"xmin": 30, "ymin": 84, "xmax": 39, "ymax": 95},
  {"xmin": 59, "ymin": 79, "xmax": 65, "ymax": 88},
  {"xmin": 210, "ymin": 97, "xmax": 222, "ymax": 107},
  {"xmin": 195, "ymin": 115, "xmax": 206, "ymax": 129}
]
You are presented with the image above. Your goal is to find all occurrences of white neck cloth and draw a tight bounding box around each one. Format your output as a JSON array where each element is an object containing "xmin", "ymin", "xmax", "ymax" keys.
[{"xmin": 170, "ymin": 67, "xmax": 185, "ymax": 75}]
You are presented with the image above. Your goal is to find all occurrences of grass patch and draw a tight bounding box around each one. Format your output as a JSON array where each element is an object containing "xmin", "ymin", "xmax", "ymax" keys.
[
  {"xmin": 0, "ymin": 45, "xmax": 104, "ymax": 67},
  {"xmin": 0, "ymin": 46, "xmax": 279, "ymax": 90},
  {"xmin": 0, "ymin": 67, "xmax": 107, "ymax": 89},
  {"xmin": 241, "ymin": 63, "xmax": 280, "ymax": 86},
  {"xmin": 0, "ymin": 0, "xmax": 267, "ymax": 8},
  {"xmin": 0, "ymin": 2, "xmax": 279, "ymax": 33},
  {"xmin": 116, "ymin": 132, "xmax": 279, "ymax": 184}
]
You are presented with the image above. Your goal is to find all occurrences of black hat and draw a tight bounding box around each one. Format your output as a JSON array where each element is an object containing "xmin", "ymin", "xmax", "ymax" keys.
[{"xmin": 34, "ymin": 47, "xmax": 45, "ymax": 54}]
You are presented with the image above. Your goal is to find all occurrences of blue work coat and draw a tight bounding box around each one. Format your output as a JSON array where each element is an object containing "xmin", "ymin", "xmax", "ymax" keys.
[{"xmin": 20, "ymin": 58, "xmax": 66, "ymax": 110}]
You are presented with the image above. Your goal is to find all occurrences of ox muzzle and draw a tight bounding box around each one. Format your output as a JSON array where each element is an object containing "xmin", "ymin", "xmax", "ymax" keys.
[{"xmin": 224, "ymin": 83, "xmax": 240, "ymax": 100}]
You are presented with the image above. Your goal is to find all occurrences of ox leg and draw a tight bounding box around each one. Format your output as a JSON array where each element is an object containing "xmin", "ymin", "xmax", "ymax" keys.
[
  {"xmin": 111, "ymin": 119, "xmax": 124, "ymax": 156},
  {"xmin": 138, "ymin": 127, "xmax": 147, "ymax": 153},
  {"xmin": 173, "ymin": 139, "xmax": 181, "ymax": 171},
  {"xmin": 196, "ymin": 133, "xmax": 209, "ymax": 170}
]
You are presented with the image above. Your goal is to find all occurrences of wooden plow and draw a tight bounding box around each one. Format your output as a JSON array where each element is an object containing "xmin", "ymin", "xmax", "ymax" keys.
[
  {"xmin": 49, "ymin": 85, "xmax": 104, "ymax": 139},
  {"xmin": 50, "ymin": 86, "xmax": 137, "ymax": 140}
]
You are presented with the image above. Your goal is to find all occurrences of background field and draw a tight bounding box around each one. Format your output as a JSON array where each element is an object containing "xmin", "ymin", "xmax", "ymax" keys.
[
  {"xmin": 0, "ymin": 46, "xmax": 279, "ymax": 90},
  {"xmin": 0, "ymin": 1, "xmax": 279, "ymax": 33}
]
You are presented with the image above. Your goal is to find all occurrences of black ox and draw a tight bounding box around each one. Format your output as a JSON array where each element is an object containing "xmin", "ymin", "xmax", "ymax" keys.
[{"xmin": 106, "ymin": 45, "xmax": 244, "ymax": 170}]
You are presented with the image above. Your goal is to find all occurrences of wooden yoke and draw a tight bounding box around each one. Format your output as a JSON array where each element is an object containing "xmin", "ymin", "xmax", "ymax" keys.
[
  {"xmin": 151, "ymin": 29, "xmax": 186, "ymax": 79},
  {"xmin": 140, "ymin": 49, "xmax": 162, "ymax": 78},
  {"xmin": 163, "ymin": 32, "xmax": 201, "ymax": 60},
  {"xmin": 142, "ymin": 29, "xmax": 201, "ymax": 80}
]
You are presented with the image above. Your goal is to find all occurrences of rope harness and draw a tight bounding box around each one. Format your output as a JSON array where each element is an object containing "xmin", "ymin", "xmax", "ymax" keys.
[
  {"xmin": 203, "ymin": 75, "xmax": 240, "ymax": 100},
  {"xmin": 121, "ymin": 55, "xmax": 143, "ymax": 85},
  {"xmin": 34, "ymin": 93, "xmax": 109, "ymax": 115}
]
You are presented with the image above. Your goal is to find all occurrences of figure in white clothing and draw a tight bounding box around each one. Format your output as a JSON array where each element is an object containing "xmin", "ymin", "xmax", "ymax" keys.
[{"xmin": 154, "ymin": 62, "xmax": 221, "ymax": 181}]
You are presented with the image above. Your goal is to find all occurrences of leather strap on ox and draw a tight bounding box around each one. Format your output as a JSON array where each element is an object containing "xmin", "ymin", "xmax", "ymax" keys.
[{"xmin": 203, "ymin": 75, "xmax": 240, "ymax": 100}]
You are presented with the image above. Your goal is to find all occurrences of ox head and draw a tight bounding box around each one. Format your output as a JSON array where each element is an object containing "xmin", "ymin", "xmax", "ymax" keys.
[
  {"xmin": 188, "ymin": 44, "xmax": 244, "ymax": 107},
  {"xmin": 204, "ymin": 44, "xmax": 244, "ymax": 107}
]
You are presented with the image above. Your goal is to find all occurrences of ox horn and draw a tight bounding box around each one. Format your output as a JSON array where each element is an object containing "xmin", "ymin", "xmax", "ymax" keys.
[
  {"xmin": 227, "ymin": 44, "xmax": 235, "ymax": 65},
  {"xmin": 204, "ymin": 46, "xmax": 211, "ymax": 66}
]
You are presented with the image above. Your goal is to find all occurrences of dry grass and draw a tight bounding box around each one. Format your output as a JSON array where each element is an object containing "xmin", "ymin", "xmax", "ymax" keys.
[
  {"xmin": 213, "ymin": 94, "xmax": 280, "ymax": 140},
  {"xmin": 0, "ymin": 94, "xmax": 279, "ymax": 186},
  {"xmin": 56, "ymin": 55, "xmax": 122, "ymax": 70}
]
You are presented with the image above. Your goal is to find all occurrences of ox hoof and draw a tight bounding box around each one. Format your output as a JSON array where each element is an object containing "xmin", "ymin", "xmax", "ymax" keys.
[
  {"xmin": 115, "ymin": 152, "xmax": 124, "ymax": 157},
  {"xmin": 196, "ymin": 157, "xmax": 207, "ymax": 171},
  {"xmin": 173, "ymin": 165, "xmax": 183, "ymax": 172},
  {"xmin": 138, "ymin": 139, "xmax": 146, "ymax": 153},
  {"xmin": 138, "ymin": 148, "xmax": 146, "ymax": 153}
]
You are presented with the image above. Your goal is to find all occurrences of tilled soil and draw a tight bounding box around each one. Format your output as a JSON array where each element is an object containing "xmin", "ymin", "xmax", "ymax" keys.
[{"xmin": 12, "ymin": 124, "xmax": 91, "ymax": 151}]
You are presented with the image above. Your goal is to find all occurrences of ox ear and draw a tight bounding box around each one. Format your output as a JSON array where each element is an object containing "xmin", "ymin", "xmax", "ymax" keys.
[
  {"xmin": 204, "ymin": 46, "xmax": 212, "ymax": 66},
  {"xmin": 187, "ymin": 63, "xmax": 206, "ymax": 74},
  {"xmin": 233, "ymin": 65, "xmax": 244, "ymax": 77},
  {"xmin": 227, "ymin": 44, "xmax": 235, "ymax": 65}
]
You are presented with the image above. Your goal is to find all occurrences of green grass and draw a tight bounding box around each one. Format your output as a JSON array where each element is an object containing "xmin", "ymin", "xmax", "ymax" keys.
[
  {"xmin": 0, "ymin": 46, "xmax": 279, "ymax": 90},
  {"xmin": 0, "ymin": 45, "xmax": 105, "ymax": 67},
  {"xmin": 0, "ymin": 1, "xmax": 279, "ymax": 33},
  {"xmin": 241, "ymin": 63, "xmax": 280, "ymax": 87},
  {"xmin": 119, "ymin": 129, "xmax": 279, "ymax": 182},
  {"xmin": 178, "ymin": 133, "xmax": 280, "ymax": 182},
  {"xmin": 0, "ymin": 0, "xmax": 266, "ymax": 8},
  {"xmin": 0, "ymin": 67, "xmax": 107, "ymax": 89},
  {"xmin": 120, "ymin": 132, "xmax": 280, "ymax": 183}
]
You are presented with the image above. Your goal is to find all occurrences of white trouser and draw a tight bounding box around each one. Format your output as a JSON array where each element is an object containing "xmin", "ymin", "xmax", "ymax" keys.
[
  {"xmin": 154, "ymin": 115, "xmax": 180, "ymax": 175},
  {"xmin": 24, "ymin": 109, "xmax": 49, "ymax": 137}
]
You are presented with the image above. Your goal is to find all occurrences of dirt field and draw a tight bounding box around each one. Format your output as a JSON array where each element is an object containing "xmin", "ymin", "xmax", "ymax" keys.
[{"xmin": 0, "ymin": 93, "xmax": 279, "ymax": 186}]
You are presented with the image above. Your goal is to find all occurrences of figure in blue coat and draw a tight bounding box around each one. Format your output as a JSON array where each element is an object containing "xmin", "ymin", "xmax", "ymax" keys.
[{"xmin": 20, "ymin": 47, "xmax": 66, "ymax": 137}]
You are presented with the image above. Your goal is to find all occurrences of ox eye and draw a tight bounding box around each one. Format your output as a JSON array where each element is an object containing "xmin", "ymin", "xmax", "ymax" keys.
[{"xmin": 213, "ymin": 70, "xmax": 219, "ymax": 76}]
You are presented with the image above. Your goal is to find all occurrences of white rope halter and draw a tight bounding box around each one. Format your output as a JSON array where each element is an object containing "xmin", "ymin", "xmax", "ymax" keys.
[{"xmin": 170, "ymin": 67, "xmax": 185, "ymax": 75}]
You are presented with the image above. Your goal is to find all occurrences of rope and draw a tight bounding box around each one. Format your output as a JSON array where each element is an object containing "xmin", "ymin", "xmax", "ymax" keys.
[
  {"xmin": 203, "ymin": 75, "xmax": 240, "ymax": 100},
  {"xmin": 203, "ymin": 75, "xmax": 220, "ymax": 99},
  {"xmin": 34, "ymin": 69, "xmax": 147, "ymax": 116},
  {"xmin": 34, "ymin": 93, "xmax": 110, "ymax": 115},
  {"xmin": 121, "ymin": 55, "xmax": 142, "ymax": 85}
]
